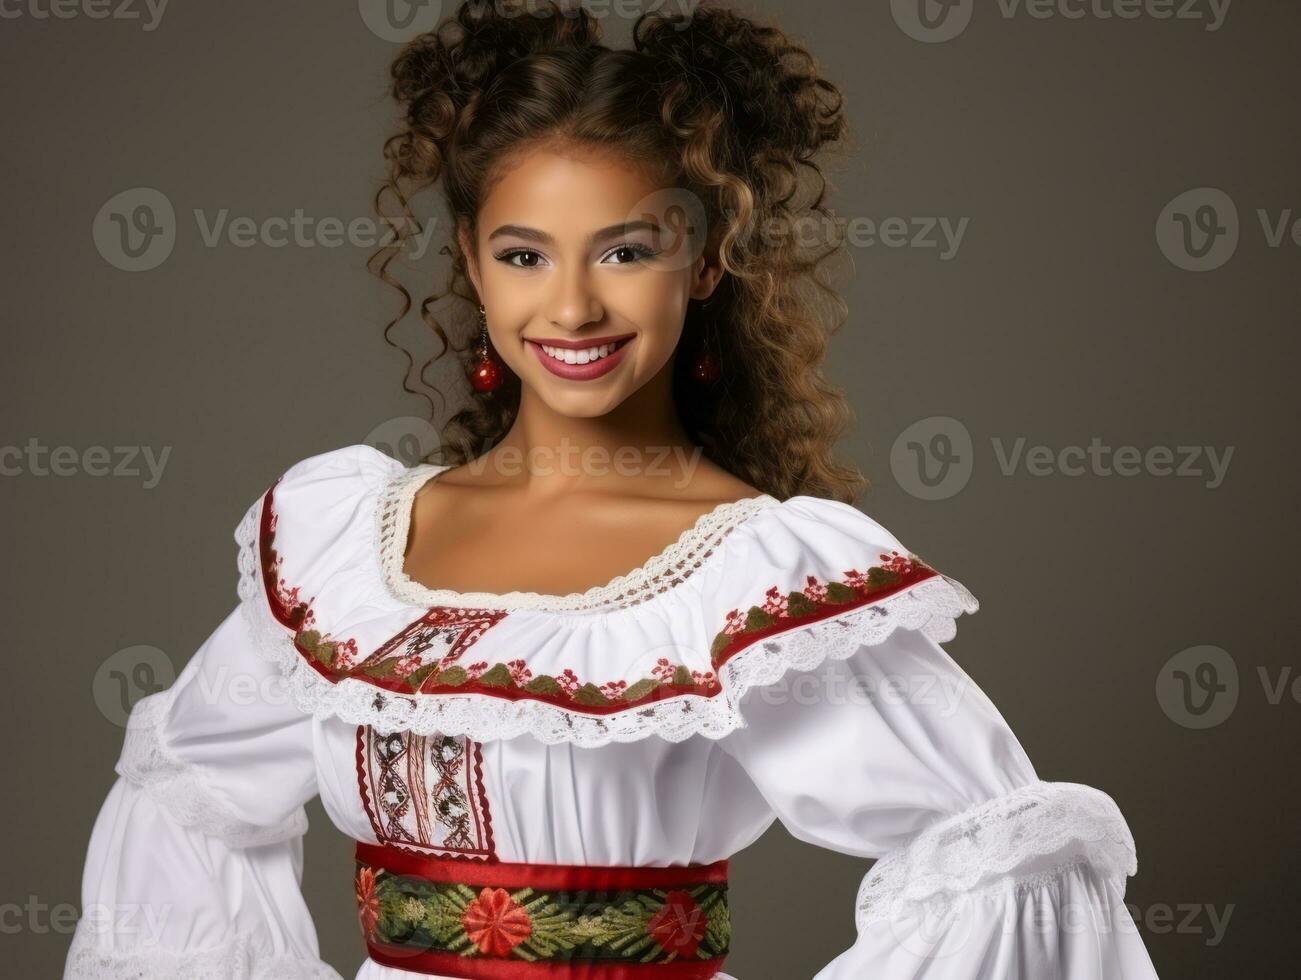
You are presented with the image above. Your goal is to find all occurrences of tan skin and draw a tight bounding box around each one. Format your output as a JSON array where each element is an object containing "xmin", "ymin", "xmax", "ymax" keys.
[{"xmin": 403, "ymin": 144, "xmax": 765, "ymax": 597}]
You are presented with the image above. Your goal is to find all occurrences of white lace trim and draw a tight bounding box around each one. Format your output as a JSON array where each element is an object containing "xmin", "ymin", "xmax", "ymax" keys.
[
  {"xmin": 853, "ymin": 780, "xmax": 1139, "ymax": 931},
  {"xmin": 239, "ymin": 497, "xmax": 979, "ymax": 745},
  {"xmin": 375, "ymin": 461, "xmax": 782, "ymax": 612},
  {"xmin": 116, "ymin": 684, "xmax": 309, "ymax": 849},
  {"xmin": 64, "ymin": 916, "xmax": 344, "ymax": 980}
]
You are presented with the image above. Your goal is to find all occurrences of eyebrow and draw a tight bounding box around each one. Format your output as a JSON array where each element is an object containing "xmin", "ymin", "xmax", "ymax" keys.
[{"xmin": 486, "ymin": 220, "xmax": 660, "ymax": 246}]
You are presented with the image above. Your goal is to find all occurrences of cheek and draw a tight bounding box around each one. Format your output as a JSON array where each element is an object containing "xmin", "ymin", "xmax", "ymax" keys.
[{"xmin": 612, "ymin": 273, "xmax": 689, "ymax": 351}]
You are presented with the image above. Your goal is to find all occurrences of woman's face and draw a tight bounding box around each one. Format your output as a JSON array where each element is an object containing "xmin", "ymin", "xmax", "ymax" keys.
[{"xmin": 459, "ymin": 145, "xmax": 723, "ymax": 419}]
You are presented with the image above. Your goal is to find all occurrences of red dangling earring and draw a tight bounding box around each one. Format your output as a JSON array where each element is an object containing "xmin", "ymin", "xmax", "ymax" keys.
[
  {"xmin": 690, "ymin": 348, "xmax": 721, "ymax": 385},
  {"xmin": 689, "ymin": 301, "xmax": 722, "ymax": 385},
  {"xmin": 469, "ymin": 305, "xmax": 506, "ymax": 393}
]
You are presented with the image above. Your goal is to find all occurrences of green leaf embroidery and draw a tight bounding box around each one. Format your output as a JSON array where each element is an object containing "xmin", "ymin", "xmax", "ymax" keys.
[
  {"xmin": 523, "ymin": 674, "xmax": 562, "ymax": 695},
  {"xmin": 621, "ymin": 678, "xmax": 661, "ymax": 702},
  {"xmin": 433, "ymin": 666, "xmax": 468, "ymax": 686},
  {"xmin": 572, "ymin": 683, "xmax": 611, "ymax": 706},
  {"xmin": 477, "ymin": 663, "xmax": 514, "ymax": 687}
]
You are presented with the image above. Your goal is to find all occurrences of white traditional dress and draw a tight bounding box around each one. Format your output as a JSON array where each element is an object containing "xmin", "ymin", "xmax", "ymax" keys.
[{"xmin": 63, "ymin": 443, "xmax": 1161, "ymax": 979}]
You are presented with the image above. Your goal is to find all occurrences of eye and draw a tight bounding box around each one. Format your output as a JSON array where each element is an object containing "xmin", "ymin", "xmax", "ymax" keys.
[
  {"xmin": 495, "ymin": 249, "xmax": 546, "ymax": 269},
  {"xmin": 601, "ymin": 243, "xmax": 658, "ymax": 265}
]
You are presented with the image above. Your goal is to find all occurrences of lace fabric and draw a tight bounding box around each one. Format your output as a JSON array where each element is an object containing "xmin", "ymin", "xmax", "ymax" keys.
[
  {"xmin": 374, "ymin": 462, "xmax": 782, "ymax": 613},
  {"xmin": 238, "ymin": 495, "xmax": 980, "ymax": 746},
  {"xmin": 63, "ymin": 917, "xmax": 344, "ymax": 980},
  {"xmin": 853, "ymin": 780, "xmax": 1139, "ymax": 931},
  {"xmin": 116, "ymin": 683, "xmax": 309, "ymax": 849}
]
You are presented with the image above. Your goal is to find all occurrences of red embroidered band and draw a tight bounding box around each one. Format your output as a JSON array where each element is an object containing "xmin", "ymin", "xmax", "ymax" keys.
[{"xmin": 355, "ymin": 842, "xmax": 730, "ymax": 979}]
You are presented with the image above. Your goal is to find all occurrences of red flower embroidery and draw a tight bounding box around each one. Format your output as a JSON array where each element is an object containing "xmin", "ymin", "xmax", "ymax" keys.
[
  {"xmin": 273, "ymin": 568, "xmax": 316, "ymax": 628},
  {"xmin": 843, "ymin": 568, "xmax": 871, "ymax": 593},
  {"xmin": 760, "ymin": 586, "xmax": 787, "ymax": 617},
  {"xmin": 722, "ymin": 609, "xmax": 746, "ymax": 635},
  {"xmin": 652, "ymin": 657, "xmax": 677, "ymax": 682},
  {"xmin": 356, "ymin": 866, "xmax": 379, "ymax": 938},
  {"xmin": 462, "ymin": 886, "xmax": 532, "ymax": 956},
  {"xmin": 646, "ymin": 889, "xmax": 707, "ymax": 958},
  {"xmin": 802, "ymin": 574, "xmax": 828, "ymax": 602},
  {"xmin": 600, "ymin": 679, "xmax": 628, "ymax": 699},
  {"xmin": 466, "ymin": 660, "xmax": 489, "ymax": 681},
  {"xmin": 879, "ymin": 550, "xmax": 915, "ymax": 575},
  {"xmin": 332, "ymin": 637, "xmax": 360, "ymax": 670},
  {"xmin": 690, "ymin": 670, "xmax": 717, "ymax": 691},
  {"xmin": 557, "ymin": 668, "xmax": 580, "ymax": 695},
  {"xmin": 392, "ymin": 653, "xmax": 422, "ymax": 679},
  {"xmin": 506, "ymin": 658, "xmax": 532, "ymax": 684}
]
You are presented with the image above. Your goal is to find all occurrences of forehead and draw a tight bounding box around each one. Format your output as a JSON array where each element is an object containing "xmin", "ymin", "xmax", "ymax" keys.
[{"xmin": 480, "ymin": 144, "xmax": 673, "ymax": 232}]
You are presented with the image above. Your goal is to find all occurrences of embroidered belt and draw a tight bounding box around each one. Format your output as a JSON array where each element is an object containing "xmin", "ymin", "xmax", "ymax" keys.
[{"xmin": 355, "ymin": 841, "xmax": 730, "ymax": 978}]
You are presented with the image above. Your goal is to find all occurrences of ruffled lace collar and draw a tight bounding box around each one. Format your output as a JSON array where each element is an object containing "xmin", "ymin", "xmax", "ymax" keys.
[{"xmin": 235, "ymin": 445, "xmax": 981, "ymax": 747}]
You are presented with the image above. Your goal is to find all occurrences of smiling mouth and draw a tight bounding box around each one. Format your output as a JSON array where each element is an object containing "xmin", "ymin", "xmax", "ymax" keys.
[{"xmin": 526, "ymin": 335, "xmax": 634, "ymax": 366}]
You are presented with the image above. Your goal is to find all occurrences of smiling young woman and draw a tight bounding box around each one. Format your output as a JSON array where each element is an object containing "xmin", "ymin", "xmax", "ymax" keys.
[{"xmin": 63, "ymin": 3, "xmax": 1161, "ymax": 980}]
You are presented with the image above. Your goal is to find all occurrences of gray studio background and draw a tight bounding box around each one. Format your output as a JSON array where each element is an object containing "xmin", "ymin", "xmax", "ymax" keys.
[{"xmin": 3, "ymin": 2, "xmax": 1297, "ymax": 977}]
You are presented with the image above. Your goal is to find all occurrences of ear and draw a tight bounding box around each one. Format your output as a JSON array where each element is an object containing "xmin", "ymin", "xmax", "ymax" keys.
[
  {"xmin": 688, "ymin": 241, "xmax": 725, "ymax": 302},
  {"xmin": 457, "ymin": 221, "xmax": 482, "ymax": 297}
]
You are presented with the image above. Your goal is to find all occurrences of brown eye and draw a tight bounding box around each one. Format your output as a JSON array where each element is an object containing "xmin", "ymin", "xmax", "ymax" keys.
[
  {"xmin": 497, "ymin": 249, "xmax": 544, "ymax": 268},
  {"xmin": 602, "ymin": 243, "xmax": 657, "ymax": 265}
]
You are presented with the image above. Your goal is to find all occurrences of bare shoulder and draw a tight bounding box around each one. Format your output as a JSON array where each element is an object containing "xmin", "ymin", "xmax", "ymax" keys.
[{"xmin": 682, "ymin": 471, "xmax": 765, "ymax": 506}]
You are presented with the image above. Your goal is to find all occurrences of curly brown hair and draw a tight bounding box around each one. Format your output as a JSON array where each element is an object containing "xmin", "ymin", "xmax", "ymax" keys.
[{"xmin": 368, "ymin": 0, "xmax": 866, "ymax": 503}]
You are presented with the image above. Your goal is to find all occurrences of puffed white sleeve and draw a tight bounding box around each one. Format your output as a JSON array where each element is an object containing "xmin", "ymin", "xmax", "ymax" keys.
[
  {"xmin": 710, "ymin": 497, "xmax": 1161, "ymax": 979},
  {"xmin": 62, "ymin": 494, "xmax": 343, "ymax": 978}
]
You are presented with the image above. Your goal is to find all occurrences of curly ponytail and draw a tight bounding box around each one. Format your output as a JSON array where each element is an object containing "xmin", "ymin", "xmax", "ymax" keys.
[{"xmin": 369, "ymin": 0, "xmax": 866, "ymax": 503}]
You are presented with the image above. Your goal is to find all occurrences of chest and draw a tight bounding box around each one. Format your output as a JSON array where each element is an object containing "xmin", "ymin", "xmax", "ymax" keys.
[{"xmin": 402, "ymin": 493, "xmax": 735, "ymax": 598}]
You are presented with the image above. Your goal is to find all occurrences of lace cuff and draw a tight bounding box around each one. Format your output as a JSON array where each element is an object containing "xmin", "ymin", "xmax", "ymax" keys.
[
  {"xmin": 853, "ymin": 780, "xmax": 1138, "ymax": 930},
  {"xmin": 64, "ymin": 918, "xmax": 344, "ymax": 980},
  {"xmin": 116, "ymin": 686, "xmax": 308, "ymax": 849}
]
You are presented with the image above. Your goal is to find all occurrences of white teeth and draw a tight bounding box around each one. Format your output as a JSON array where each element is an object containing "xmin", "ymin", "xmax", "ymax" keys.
[{"xmin": 540, "ymin": 341, "xmax": 618, "ymax": 364}]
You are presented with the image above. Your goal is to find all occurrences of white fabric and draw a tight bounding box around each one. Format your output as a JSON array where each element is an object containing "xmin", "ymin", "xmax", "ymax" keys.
[{"xmin": 64, "ymin": 442, "xmax": 1162, "ymax": 979}]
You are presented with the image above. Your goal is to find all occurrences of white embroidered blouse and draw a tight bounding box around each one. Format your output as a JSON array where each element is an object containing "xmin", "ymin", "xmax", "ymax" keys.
[{"xmin": 63, "ymin": 443, "xmax": 1162, "ymax": 979}]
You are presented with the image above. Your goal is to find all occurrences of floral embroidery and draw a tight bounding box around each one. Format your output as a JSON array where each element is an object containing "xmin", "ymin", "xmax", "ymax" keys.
[
  {"xmin": 356, "ymin": 860, "xmax": 730, "ymax": 966},
  {"xmin": 257, "ymin": 477, "xmax": 940, "ymax": 721},
  {"xmin": 462, "ymin": 887, "xmax": 533, "ymax": 956},
  {"xmin": 646, "ymin": 890, "xmax": 708, "ymax": 958},
  {"xmin": 709, "ymin": 550, "xmax": 941, "ymax": 668},
  {"xmin": 356, "ymin": 865, "xmax": 380, "ymax": 939},
  {"xmin": 259, "ymin": 481, "xmax": 718, "ymax": 713}
]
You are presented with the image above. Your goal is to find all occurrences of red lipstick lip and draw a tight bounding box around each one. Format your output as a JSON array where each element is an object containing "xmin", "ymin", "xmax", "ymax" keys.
[
  {"xmin": 527, "ymin": 334, "xmax": 634, "ymax": 381},
  {"xmin": 523, "ymin": 332, "xmax": 636, "ymax": 350}
]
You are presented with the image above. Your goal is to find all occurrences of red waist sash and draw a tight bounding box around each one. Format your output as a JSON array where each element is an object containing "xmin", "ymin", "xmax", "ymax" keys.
[{"xmin": 355, "ymin": 841, "xmax": 731, "ymax": 979}]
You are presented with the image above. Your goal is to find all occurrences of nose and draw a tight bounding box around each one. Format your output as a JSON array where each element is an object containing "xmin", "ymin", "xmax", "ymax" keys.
[{"xmin": 545, "ymin": 262, "xmax": 604, "ymax": 332}]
